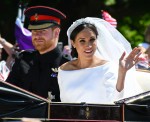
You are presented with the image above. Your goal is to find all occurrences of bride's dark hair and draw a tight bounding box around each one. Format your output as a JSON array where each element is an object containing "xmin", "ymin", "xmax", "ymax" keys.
[{"xmin": 70, "ymin": 23, "xmax": 98, "ymax": 58}]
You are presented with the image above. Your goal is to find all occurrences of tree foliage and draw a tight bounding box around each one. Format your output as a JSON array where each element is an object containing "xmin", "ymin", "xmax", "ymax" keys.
[{"xmin": 0, "ymin": 0, "xmax": 150, "ymax": 48}]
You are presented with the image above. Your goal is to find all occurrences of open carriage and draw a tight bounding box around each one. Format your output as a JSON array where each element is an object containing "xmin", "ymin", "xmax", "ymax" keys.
[{"xmin": 0, "ymin": 69, "xmax": 150, "ymax": 122}]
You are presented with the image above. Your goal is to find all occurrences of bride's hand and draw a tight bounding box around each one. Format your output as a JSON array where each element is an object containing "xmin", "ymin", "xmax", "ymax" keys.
[{"xmin": 119, "ymin": 47, "xmax": 141, "ymax": 72}]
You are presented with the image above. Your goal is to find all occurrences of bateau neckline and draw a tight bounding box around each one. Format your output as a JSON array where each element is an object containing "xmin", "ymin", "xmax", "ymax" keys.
[{"xmin": 59, "ymin": 61, "xmax": 111, "ymax": 71}]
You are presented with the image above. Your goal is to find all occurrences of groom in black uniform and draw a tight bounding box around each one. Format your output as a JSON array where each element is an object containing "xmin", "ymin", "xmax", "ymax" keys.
[{"xmin": 6, "ymin": 6, "xmax": 69, "ymax": 102}]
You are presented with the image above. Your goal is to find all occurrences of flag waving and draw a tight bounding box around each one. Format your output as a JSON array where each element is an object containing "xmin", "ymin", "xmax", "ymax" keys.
[
  {"xmin": 101, "ymin": 10, "xmax": 117, "ymax": 28},
  {"xmin": 15, "ymin": 4, "xmax": 34, "ymax": 50},
  {"xmin": 15, "ymin": 18, "xmax": 34, "ymax": 50}
]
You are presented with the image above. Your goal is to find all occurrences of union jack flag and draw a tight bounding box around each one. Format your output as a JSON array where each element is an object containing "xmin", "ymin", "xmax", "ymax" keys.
[{"xmin": 101, "ymin": 10, "xmax": 117, "ymax": 28}]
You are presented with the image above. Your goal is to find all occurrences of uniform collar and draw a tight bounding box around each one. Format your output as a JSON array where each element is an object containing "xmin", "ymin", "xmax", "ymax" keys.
[{"xmin": 37, "ymin": 46, "xmax": 62, "ymax": 63}]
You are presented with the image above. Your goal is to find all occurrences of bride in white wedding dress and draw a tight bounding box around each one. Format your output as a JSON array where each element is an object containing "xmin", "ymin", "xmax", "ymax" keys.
[{"xmin": 58, "ymin": 17, "xmax": 144, "ymax": 104}]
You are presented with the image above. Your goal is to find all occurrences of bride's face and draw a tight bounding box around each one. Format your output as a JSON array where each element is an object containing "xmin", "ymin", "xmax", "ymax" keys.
[{"xmin": 72, "ymin": 28, "xmax": 97, "ymax": 58}]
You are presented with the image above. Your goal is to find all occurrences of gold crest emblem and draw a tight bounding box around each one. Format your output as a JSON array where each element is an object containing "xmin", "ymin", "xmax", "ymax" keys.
[
  {"xmin": 51, "ymin": 68, "xmax": 58, "ymax": 73},
  {"xmin": 34, "ymin": 13, "xmax": 38, "ymax": 21}
]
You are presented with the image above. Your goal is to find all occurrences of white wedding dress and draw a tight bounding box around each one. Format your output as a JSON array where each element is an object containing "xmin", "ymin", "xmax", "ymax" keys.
[{"xmin": 58, "ymin": 62, "xmax": 143, "ymax": 104}]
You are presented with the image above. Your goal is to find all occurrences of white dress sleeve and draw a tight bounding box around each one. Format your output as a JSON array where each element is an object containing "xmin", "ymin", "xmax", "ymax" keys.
[{"xmin": 103, "ymin": 62, "xmax": 124, "ymax": 102}]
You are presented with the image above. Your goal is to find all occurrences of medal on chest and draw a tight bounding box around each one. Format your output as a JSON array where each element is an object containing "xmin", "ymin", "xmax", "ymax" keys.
[{"xmin": 51, "ymin": 68, "xmax": 58, "ymax": 77}]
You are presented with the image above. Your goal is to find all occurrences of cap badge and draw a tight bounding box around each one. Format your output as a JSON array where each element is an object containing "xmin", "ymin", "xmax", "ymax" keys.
[{"xmin": 34, "ymin": 13, "xmax": 38, "ymax": 21}]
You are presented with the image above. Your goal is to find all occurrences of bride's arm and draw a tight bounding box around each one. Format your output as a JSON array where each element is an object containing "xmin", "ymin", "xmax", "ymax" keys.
[{"xmin": 116, "ymin": 47, "xmax": 141, "ymax": 92}]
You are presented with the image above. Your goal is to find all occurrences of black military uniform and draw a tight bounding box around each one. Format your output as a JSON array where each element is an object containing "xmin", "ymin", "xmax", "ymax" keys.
[
  {"xmin": 7, "ymin": 46, "xmax": 68, "ymax": 101},
  {"xmin": 6, "ymin": 6, "xmax": 68, "ymax": 102}
]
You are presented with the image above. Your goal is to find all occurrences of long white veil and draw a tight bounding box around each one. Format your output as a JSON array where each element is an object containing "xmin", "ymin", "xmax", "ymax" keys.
[
  {"xmin": 67, "ymin": 17, "xmax": 143, "ymax": 99},
  {"xmin": 67, "ymin": 17, "xmax": 132, "ymax": 62}
]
